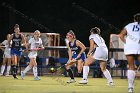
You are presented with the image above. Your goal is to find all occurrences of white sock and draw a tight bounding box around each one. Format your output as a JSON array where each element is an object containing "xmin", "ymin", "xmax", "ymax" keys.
[
  {"xmin": 33, "ymin": 66, "xmax": 38, "ymax": 77},
  {"xmin": 127, "ymin": 70, "xmax": 135, "ymax": 88},
  {"xmin": 6, "ymin": 66, "xmax": 11, "ymax": 75},
  {"xmin": 103, "ymin": 69, "xmax": 113, "ymax": 83},
  {"xmin": 83, "ymin": 66, "xmax": 89, "ymax": 80},
  {"xmin": 23, "ymin": 65, "xmax": 31, "ymax": 74},
  {"xmin": 1, "ymin": 65, "xmax": 5, "ymax": 74}
]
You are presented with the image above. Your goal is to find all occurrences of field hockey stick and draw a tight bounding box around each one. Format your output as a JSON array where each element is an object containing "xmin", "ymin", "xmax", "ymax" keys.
[
  {"xmin": 20, "ymin": 47, "xmax": 44, "ymax": 52},
  {"xmin": 56, "ymin": 64, "xmax": 66, "ymax": 71},
  {"xmin": 56, "ymin": 58, "xmax": 78, "ymax": 72},
  {"xmin": 136, "ymin": 65, "xmax": 140, "ymax": 73}
]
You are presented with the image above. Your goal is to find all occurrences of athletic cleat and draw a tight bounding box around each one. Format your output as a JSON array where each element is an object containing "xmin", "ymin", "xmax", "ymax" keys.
[
  {"xmin": 109, "ymin": 82, "xmax": 115, "ymax": 86},
  {"xmin": 34, "ymin": 76, "xmax": 41, "ymax": 81},
  {"xmin": 14, "ymin": 76, "xmax": 18, "ymax": 79},
  {"xmin": 67, "ymin": 79, "xmax": 76, "ymax": 83},
  {"xmin": 79, "ymin": 79, "xmax": 88, "ymax": 84},
  {"xmin": 21, "ymin": 71, "xmax": 25, "ymax": 80},
  {"xmin": 128, "ymin": 87, "xmax": 133, "ymax": 93},
  {"xmin": 13, "ymin": 74, "xmax": 18, "ymax": 79},
  {"xmin": 5, "ymin": 74, "xmax": 10, "ymax": 77}
]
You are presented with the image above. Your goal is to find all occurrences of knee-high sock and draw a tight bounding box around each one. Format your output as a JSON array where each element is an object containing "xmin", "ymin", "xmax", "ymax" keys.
[
  {"xmin": 23, "ymin": 65, "xmax": 31, "ymax": 74},
  {"xmin": 16, "ymin": 66, "xmax": 18, "ymax": 74},
  {"xmin": 103, "ymin": 69, "xmax": 113, "ymax": 83},
  {"xmin": 13, "ymin": 65, "xmax": 17, "ymax": 75},
  {"xmin": 33, "ymin": 66, "xmax": 38, "ymax": 77},
  {"xmin": 0, "ymin": 65, "xmax": 5, "ymax": 74},
  {"xmin": 127, "ymin": 70, "xmax": 135, "ymax": 88},
  {"xmin": 83, "ymin": 66, "xmax": 89, "ymax": 80},
  {"xmin": 6, "ymin": 66, "xmax": 11, "ymax": 75},
  {"xmin": 67, "ymin": 68, "xmax": 74, "ymax": 79}
]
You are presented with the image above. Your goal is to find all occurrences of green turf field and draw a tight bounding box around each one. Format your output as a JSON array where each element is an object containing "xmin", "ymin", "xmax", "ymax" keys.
[{"xmin": 0, "ymin": 75, "xmax": 140, "ymax": 93}]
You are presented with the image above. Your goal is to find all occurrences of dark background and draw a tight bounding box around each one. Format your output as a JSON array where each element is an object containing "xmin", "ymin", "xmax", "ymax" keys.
[{"xmin": 0, "ymin": 0, "xmax": 139, "ymax": 47}]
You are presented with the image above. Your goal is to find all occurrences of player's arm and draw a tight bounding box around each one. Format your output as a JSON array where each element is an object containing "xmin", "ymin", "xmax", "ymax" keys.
[
  {"xmin": 0, "ymin": 43, "xmax": 4, "ymax": 51},
  {"xmin": 119, "ymin": 28, "xmax": 127, "ymax": 43},
  {"xmin": 87, "ymin": 39, "xmax": 95, "ymax": 57},
  {"xmin": 76, "ymin": 40, "xmax": 86, "ymax": 59},
  {"xmin": 38, "ymin": 44, "xmax": 45, "ymax": 50},
  {"xmin": 21, "ymin": 33, "xmax": 27, "ymax": 49},
  {"xmin": 67, "ymin": 43, "xmax": 72, "ymax": 61}
]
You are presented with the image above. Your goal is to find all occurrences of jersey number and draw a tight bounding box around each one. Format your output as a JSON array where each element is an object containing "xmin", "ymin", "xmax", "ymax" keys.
[
  {"xmin": 132, "ymin": 25, "xmax": 140, "ymax": 31},
  {"xmin": 15, "ymin": 42, "xmax": 19, "ymax": 46}
]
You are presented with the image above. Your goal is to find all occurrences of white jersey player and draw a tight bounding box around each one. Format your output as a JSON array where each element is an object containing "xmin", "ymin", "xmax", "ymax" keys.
[
  {"xmin": 79, "ymin": 27, "xmax": 114, "ymax": 86},
  {"xmin": 21, "ymin": 30, "xmax": 44, "ymax": 80},
  {"xmin": 0, "ymin": 34, "xmax": 12, "ymax": 76},
  {"xmin": 88, "ymin": 32, "xmax": 108, "ymax": 61},
  {"xmin": 119, "ymin": 13, "xmax": 140, "ymax": 93}
]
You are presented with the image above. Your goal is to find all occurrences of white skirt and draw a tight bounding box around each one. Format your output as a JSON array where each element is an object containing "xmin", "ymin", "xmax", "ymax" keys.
[
  {"xmin": 28, "ymin": 51, "xmax": 37, "ymax": 58},
  {"xmin": 124, "ymin": 44, "xmax": 140, "ymax": 55},
  {"xmin": 3, "ymin": 48, "xmax": 11, "ymax": 58},
  {"xmin": 93, "ymin": 47, "xmax": 108, "ymax": 61}
]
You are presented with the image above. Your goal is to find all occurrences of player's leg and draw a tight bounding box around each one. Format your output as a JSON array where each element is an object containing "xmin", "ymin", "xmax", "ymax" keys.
[
  {"xmin": 16, "ymin": 56, "xmax": 21, "ymax": 74},
  {"xmin": 11, "ymin": 55, "xmax": 18, "ymax": 79},
  {"xmin": 10, "ymin": 48, "xmax": 18, "ymax": 79},
  {"xmin": 99, "ymin": 61, "xmax": 114, "ymax": 86},
  {"xmin": 0, "ymin": 57, "xmax": 7, "ymax": 75},
  {"xmin": 137, "ymin": 55, "xmax": 140, "ymax": 71},
  {"xmin": 32, "ymin": 58, "xmax": 40, "ymax": 80},
  {"xmin": 66, "ymin": 62, "xmax": 76, "ymax": 83},
  {"xmin": 21, "ymin": 60, "xmax": 32, "ymax": 80},
  {"xmin": 77, "ymin": 60, "xmax": 83, "ymax": 77},
  {"xmin": 5, "ymin": 58, "xmax": 11, "ymax": 76},
  {"xmin": 79, "ymin": 56, "xmax": 95, "ymax": 84},
  {"xmin": 126, "ymin": 55, "xmax": 135, "ymax": 93}
]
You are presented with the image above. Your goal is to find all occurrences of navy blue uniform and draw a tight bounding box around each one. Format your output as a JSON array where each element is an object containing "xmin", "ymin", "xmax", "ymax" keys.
[
  {"xmin": 11, "ymin": 33, "xmax": 22, "ymax": 56},
  {"xmin": 69, "ymin": 39, "xmax": 86, "ymax": 61}
]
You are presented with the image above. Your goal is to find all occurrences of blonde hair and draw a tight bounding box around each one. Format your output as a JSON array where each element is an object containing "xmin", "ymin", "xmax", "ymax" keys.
[{"xmin": 34, "ymin": 30, "xmax": 41, "ymax": 36}]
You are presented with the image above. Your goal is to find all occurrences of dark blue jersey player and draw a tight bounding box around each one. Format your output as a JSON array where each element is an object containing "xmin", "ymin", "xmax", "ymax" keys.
[
  {"xmin": 8, "ymin": 24, "xmax": 27, "ymax": 79},
  {"xmin": 65, "ymin": 30, "xmax": 86, "ymax": 83}
]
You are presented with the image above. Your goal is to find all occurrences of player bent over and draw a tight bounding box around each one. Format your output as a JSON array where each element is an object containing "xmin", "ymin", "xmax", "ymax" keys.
[{"xmin": 65, "ymin": 30, "xmax": 86, "ymax": 83}]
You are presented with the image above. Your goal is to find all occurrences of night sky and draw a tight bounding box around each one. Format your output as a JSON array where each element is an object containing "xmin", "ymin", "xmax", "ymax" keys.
[{"xmin": 0, "ymin": 0, "xmax": 139, "ymax": 46}]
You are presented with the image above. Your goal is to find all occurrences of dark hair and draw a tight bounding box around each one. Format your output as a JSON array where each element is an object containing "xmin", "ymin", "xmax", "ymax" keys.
[
  {"xmin": 134, "ymin": 13, "xmax": 140, "ymax": 24},
  {"xmin": 90, "ymin": 27, "xmax": 101, "ymax": 35},
  {"xmin": 14, "ymin": 24, "xmax": 19, "ymax": 29}
]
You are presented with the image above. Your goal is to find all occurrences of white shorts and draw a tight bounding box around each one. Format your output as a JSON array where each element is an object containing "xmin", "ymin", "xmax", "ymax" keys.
[
  {"xmin": 28, "ymin": 51, "xmax": 37, "ymax": 58},
  {"xmin": 3, "ymin": 48, "xmax": 11, "ymax": 58},
  {"xmin": 3, "ymin": 53, "xmax": 11, "ymax": 58},
  {"xmin": 93, "ymin": 47, "xmax": 108, "ymax": 61},
  {"xmin": 124, "ymin": 44, "xmax": 140, "ymax": 55}
]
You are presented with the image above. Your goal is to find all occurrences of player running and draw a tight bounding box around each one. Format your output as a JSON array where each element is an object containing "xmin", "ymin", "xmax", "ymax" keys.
[
  {"xmin": 8, "ymin": 24, "xmax": 27, "ymax": 79},
  {"xmin": 21, "ymin": 30, "xmax": 44, "ymax": 80}
]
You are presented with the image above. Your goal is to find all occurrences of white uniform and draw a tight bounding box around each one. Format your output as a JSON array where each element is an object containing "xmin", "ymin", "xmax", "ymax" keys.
[
  {"xmin": 28, "ymin": 38, "xmax": 43, "ymax": 58},
  {"xmin": 89, "ymin": 34, "xmax": 108, "ymax": 61},
  {"xmin": 2, "ymin": 40, "xmax": 11, "ymax": 58},
  {"xmin": 124, "ymin": 22, "xmax": 140, "ymax": 55}
]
